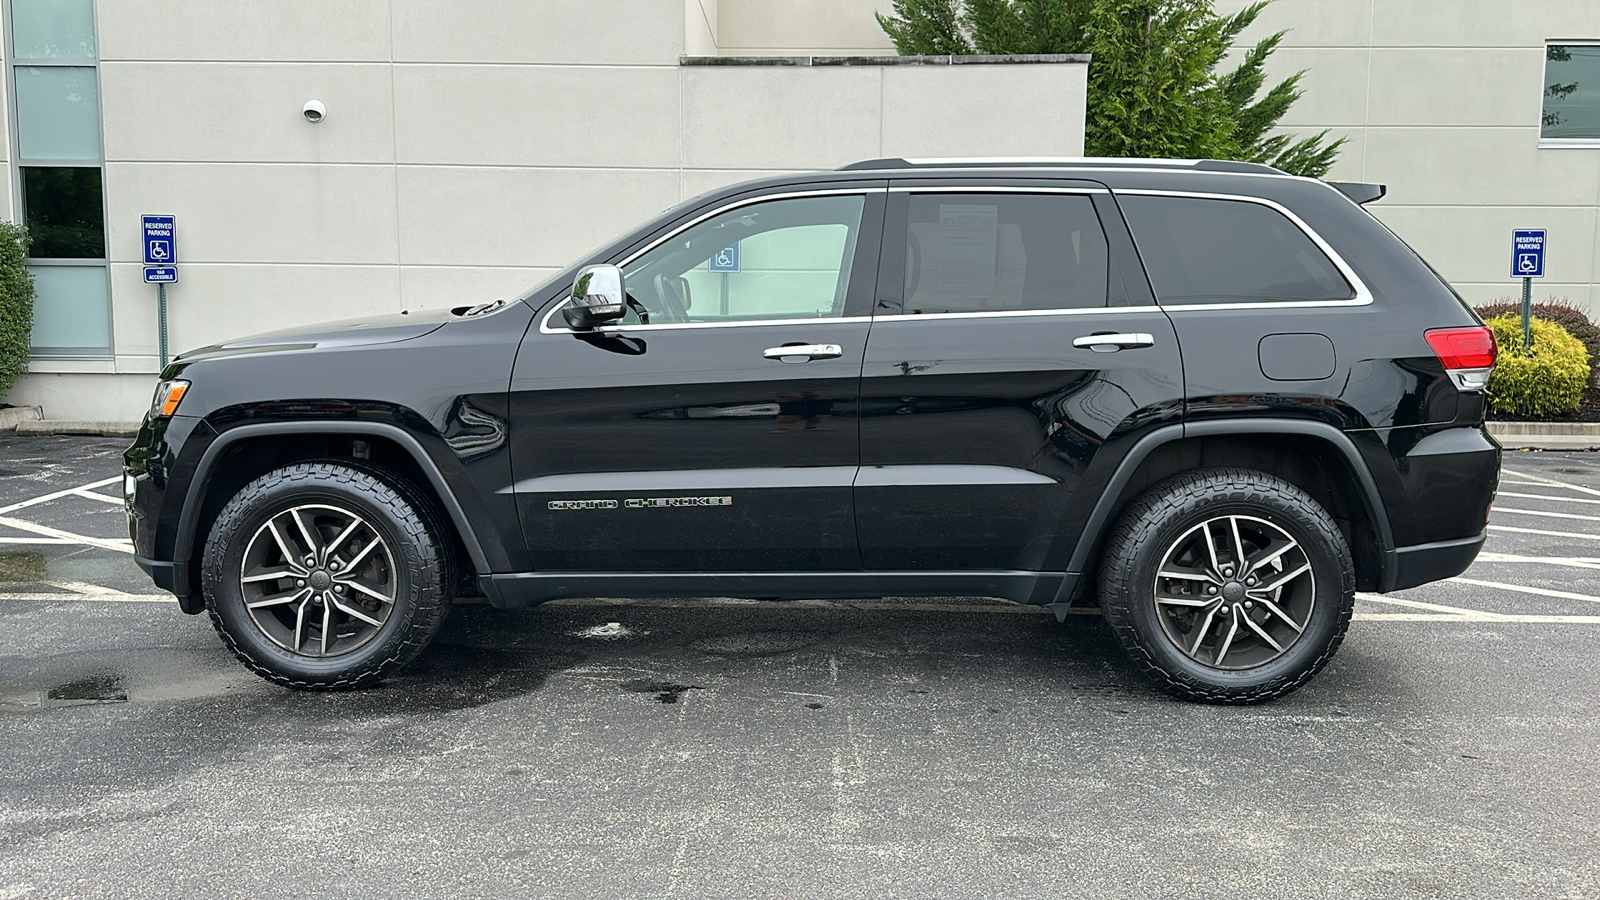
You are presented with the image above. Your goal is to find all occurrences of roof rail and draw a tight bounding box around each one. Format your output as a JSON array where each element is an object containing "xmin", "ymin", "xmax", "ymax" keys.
[{"xmin": 837, "ymin": 157, "xmax": 1284, "ymax": 175}]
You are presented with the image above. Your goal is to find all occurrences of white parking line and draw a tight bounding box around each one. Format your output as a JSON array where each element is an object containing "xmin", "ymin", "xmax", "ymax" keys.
[
  {"xmin": 1356, "ymin": 593, "xmax": 1600, "ymax": 623},
  {"xmin": 0, "ymin": 516, "xmax": 133, "ymax": 553},
  {"xmin": 1494, "ymin": 507, "xmax": 1600, "ymax": 522},
  {"xmin": 1498, "ymin": 491, "xmax": 1600, "ymax": 506},
  {"xmin": 1477, "ymin": 552, "xmax": 1600, "ymax": 571},
  {"xmin": 1488, "ymin": 524, "xmax": 1600, "ymax": 542},
  {"xmin": 71, "ymin": 489, "xmax": 124, "ymax": 505},
  {"xmin": 0, "ymin": 476, "xmax": 120, "ymax": 516},
  {"xmin": 1502, "ymin": 468, "xmax": 1600, "ymax": 499},
  {"xmin": 1449, "ymin": 576, "xmax": 1600, "ymax": 605}
]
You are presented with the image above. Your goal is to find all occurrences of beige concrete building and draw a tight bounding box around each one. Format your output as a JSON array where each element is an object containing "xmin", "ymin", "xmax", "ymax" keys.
[{"xmin": 5, "ymin": 0, "xmax": 1598, "ymax": 419}]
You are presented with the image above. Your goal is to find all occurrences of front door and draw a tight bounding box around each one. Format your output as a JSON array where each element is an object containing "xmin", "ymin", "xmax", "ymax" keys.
[
  {"xmin": 509, "ymin": 188, "xmax": 885, "ymax": 572},
  {"xmin": 856, "ymin": 182, "xmax": 1185, "ymax": 572}
]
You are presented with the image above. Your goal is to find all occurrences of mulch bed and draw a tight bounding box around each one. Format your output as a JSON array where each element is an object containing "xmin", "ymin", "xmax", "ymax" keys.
[{"xmin": 1485, "ymin": 386, "xmax": 1600, "ymax": 423}]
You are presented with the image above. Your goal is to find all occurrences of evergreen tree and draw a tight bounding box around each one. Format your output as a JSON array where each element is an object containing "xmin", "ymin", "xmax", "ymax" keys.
[{"xmin": 875, "ymin": 0, "xmax": 1344, "ymax": 177}]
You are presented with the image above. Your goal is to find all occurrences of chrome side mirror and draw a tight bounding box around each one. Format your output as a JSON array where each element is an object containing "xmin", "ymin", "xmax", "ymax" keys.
[{"xmin": 564, "ymin": 264, "xmax": 626, "ymax": 330}]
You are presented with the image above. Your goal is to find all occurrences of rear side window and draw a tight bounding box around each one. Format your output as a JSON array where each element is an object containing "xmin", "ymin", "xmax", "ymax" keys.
[
  {"xmin": 899, "ymin": 193, "xmax": 1109, "ymax": 314},
  {"xmin": 1118, "ymin": 195, "xmax": 1355, "ymax": 305}
]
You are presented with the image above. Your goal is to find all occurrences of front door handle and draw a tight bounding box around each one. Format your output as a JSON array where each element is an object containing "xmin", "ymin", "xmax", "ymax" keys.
[
  {"xmin": 763, "ymin": 343, "xmax": 843, "ymax": 363},
  {"xmin": 1072, "ymin": 332, "xmax": 1155, "ymax": 353}
]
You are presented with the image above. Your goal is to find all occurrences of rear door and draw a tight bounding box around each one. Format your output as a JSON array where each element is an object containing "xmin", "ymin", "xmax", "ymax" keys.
[{"xmin": 855, "ymin": 180, "xmax": 1185, "ymax": 572}]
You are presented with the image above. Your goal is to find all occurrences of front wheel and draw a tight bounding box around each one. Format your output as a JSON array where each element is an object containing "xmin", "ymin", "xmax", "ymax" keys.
[
  {"xmin": 1097, "ymin": 467, "xmax": 1355, "ymax": 704},
  {"xmin": 200, "ymin": 461, "xmax": 452, "ymax": 690}
]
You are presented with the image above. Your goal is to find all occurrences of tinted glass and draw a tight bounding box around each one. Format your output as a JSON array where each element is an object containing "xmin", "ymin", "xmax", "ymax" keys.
[
  {"xmin": 1543, "ymin": 44, "xmax": 1600, "ymax": 140},
  {"xmin": 22, "ymin": 166, "xmax": 105, "ymax": 258},
  {"xmin": 11, "ymin": 0, "xmax": 97, "ymax": 58},
  {"xmin": 1118, "ymin": 195, "xmax": 1353, "ymax": 305},
  {"xmin": 619, "ymin": 194, "xmax": 865, "ymax": 325},
  {"xmin": 15, "ymin": 66, "xmax": 101, "ymax": 160},
  {"xmin": 899, "ymin": 193, "xmax": 1107, "ymax": 314}
]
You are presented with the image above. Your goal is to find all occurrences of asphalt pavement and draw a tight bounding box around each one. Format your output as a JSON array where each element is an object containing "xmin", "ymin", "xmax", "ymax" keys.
[{"xmin": 1, "ymin": 434, "xmax": 1597, "ymax": 899}]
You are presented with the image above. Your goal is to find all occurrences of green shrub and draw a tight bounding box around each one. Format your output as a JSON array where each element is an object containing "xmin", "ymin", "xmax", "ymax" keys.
[
  {"xmin": 1475, "ymin": 298, "xmax": 1600, "ymax": 385},
  {"xmin": 0, "ymin": 221, "xmax": 34, "ymax": 402},
  {"xmin": 1483, "ymin": 315, "xmax": 1590, "ymax": 416}
]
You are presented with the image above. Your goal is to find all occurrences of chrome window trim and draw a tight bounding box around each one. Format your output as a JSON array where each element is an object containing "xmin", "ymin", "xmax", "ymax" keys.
[
  {"xmin": 1113, "ymin": 188, "xmax": 1375, "ymax": 311},
  {"xmin": 889, "ymin": 185, "xmax": 1108, "ymax": 194},
  {"xmin": 872, "ymin": 304, "xmax": 1162, "ymax": 324},
  {"xmin": 539, "ymin": 186, "xmax": 887, "ymax": 335}
]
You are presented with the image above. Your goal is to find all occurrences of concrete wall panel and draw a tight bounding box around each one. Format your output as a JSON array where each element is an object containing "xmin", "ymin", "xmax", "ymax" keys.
[
  {"xmin": 103, "ymin": 162, "xmax": 400, "ymax": 264},
  {"xmin": 1366, "ymin": 49, "xmax": 1542, "ymax": 127},
  {"xmin": 393, "ymin": 65, "xmax": 680, "ymax": 168},
  {"xmin": 97, "ymin": 0, "xmax": 393, "ymax": 62},
  {"xmin": 881, "ymin": 64, "xmax": 1087, "ymax": 158},
  {"xmin": 8, "ymin": 373, "xmax": 159, "ymax": 420},
  {"xmin": 1372, "ymin": 1, "xmax": 1600, "ymax": 49},
  {"xmin": 1260, "ymin": 48, "xmax": 1371, "ymax": 128},
  {"xmin": 400, "ymin": 265, "xmax": 561, "ymax": 311},
  {"xmin": 1372, "ymin": 205, "xmax": 1598, "ymax": 287},
  {"xmin": 682, "ymin": 67, "xmax": 882, "ymax": 170},
  {"xmin": 1224, "ymin": 0, "xmax": 1373, "ymax": 49},
  {"xmin": 1362, "ymin": 127, "xmax": 1599, "ymax": 208},
  {"xmin": 99, "ymin": 63, "xmax": 397, "ymax": 163},
  {"xmin": 717, "ymin": 0, "xmax": 894, "ymax": 55},
  {"xmin": 395, "ymin": 165, "xmax": 680, "ymax": 268},
  {"xmin": 392, "ymin": 0, "xmax": 683, "ymax": 65}
]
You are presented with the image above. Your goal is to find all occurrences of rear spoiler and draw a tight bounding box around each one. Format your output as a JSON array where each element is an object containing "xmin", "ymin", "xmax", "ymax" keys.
[{"xmin": 1328, "ymin": 181, "xmax": 1387, "ymax": 205}]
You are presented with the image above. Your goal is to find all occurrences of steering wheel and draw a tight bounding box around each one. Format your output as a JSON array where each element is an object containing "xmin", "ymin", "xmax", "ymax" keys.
[{"xmin": 653, "ymin": 273, "xmax": 690, "ymax": 322}]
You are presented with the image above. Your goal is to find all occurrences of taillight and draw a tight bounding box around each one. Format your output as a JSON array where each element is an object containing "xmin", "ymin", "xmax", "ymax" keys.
[{"xmin": 1425, "ymin": 326, "xmax": 1496, "ymax": 390}]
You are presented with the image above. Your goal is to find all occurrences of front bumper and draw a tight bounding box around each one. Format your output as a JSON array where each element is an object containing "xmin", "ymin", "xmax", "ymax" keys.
[{"xmin": 125, "ymin": 413, "xmax": 211, "ymax": 613}]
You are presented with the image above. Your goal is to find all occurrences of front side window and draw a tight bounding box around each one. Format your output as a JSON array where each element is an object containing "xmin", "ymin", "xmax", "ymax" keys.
[
  {"xmin": 1542, "ymin": 43, "xmax": 1600, "ymax": 143},
  {"xmin": 1118, "ymin": 195, "xmax": 1354, "ymax": 306},
  {"xmin": 898, "ymin": 192, "xmax": 1108, "ymax": 314},
  {"xmin": 616, "ymin": 194, "xmax": 865, "ymax": 326}
]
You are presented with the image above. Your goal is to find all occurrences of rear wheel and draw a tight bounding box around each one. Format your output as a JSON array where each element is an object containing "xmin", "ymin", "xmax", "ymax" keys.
[
  {"xmin": 200, "ymin": 461, "xmax": 451, "ymax": 689},
  {"xmin": 1097, "ymin": 467, "xmax": 1354, "ymax": 704}
]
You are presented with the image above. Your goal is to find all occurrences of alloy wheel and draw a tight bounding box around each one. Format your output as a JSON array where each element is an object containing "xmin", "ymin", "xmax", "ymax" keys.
[
  {"xmin": 237, "ymin": 503, "xmax": 396, "ymax": 658},
  {"xmin": 1151, "ymin": 514, "xmax": 1315, "ymax": 670}
]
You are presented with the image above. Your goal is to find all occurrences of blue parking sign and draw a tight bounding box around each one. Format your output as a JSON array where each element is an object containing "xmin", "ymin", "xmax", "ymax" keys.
[
  {"xmin": 1511, "ymin": 229, "xmax": 1545, "ymax": 278},
  {"xmin": 143, "ymin": 215, "xmax": 176, "ymax": 265},
  {"xmin": 709, "ymin": 243, "xmax": 740, "ymax": 273}
]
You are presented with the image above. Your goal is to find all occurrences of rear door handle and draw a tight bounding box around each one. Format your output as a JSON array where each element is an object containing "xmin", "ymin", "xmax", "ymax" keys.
[
  {"xmin": 763, "ymin": 343, "xmax": 843, "ymax": 363},
  {"xmin": 1072, "ymin": 332, "xmax": 1155, "ymax": 352}
]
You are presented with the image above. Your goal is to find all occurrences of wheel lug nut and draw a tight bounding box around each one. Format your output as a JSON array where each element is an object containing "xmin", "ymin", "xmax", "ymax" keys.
[
  {"xmin": 304, "ymin": 556, "xmax": 315, "ymax": 566},
  {"xmin": 1245, "ymin": 601, "xmax": 1255, "ymax": 610},
  {"xmin": 334, "ymin": 585, "xmax": 344, "ymax": 593},
  {"xmin": 1246, "ymin": 577, "xmax": 1257, "ymax": 586},
  {"xmin": 329, "ymin": 562, "xmax": 340, "ymax": 571},
  {"xmin": 1221, "ymin": 566, "xmax": 1233, "ymax": 577},
  {"xmin": 295, "ymin": 579, "xmax": 306, "ymax": 588},
  {"xmin": 1207, "ymin": 586, "xmax": 1218, "ymax": 594}
]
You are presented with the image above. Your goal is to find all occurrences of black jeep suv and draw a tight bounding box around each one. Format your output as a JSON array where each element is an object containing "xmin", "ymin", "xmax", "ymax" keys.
[{"xmin": 125, "ymin": 158, "xmax": 1500, "ymax": 703}]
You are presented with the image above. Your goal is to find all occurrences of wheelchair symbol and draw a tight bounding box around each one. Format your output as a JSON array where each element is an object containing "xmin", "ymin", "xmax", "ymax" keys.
[
  {"xmin": 148, "ymin": 240, "xmax": 171, "ymax": 262},
  {"xmin": 715, "ymin": 249, "xmax": 735, "ymax": 267},
  {"xmin": 1517, "ymin": 252, "xmax": 1539, "ymax": 275}
]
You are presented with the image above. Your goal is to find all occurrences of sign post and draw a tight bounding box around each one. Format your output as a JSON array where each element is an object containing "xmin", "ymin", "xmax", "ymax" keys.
[
  {"xmin": 710, "ymin": 243, "xmax": 740, "ymax": 316},
  {"xmin": 142, "ymin": 215, "xmax": 178, "ymax": 367},
  {"xmin": 1511, "ymin": 229, "xmax": 1546, "ymax": 349}
]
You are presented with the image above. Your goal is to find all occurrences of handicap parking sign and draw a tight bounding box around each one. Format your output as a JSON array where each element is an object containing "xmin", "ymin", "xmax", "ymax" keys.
[
  {"xmin": 1511, "ymin": 229, "xmax": 1545, "ymax": 278},
  {"xmin": 142, "ymin": 215, "xmax": 176, "ymax": 266},
  {"xmin": 709, "ymin": 243, "xmax": 740, "ymax": 273}
]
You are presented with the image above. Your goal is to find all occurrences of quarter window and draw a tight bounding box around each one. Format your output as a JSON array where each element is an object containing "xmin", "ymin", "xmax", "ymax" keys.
[
  {"xmin": 1118, "ymin": 195, "xmax": 1354, "ymax": 306},
  {"xmin": 1542, "ymin": 43, "xmax": 1600, "ymax": 143},
  {"xmin": 898, "ymin": 192, "xmax": 1108, "ymax": 314},
  {"xmin": 618, "ymin": 194, "xmax": 866, "ymax": 325}
]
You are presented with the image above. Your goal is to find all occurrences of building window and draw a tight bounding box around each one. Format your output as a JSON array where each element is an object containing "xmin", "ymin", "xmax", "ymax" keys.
[
  {"xmin": 6, "ymin": 0, "xmax": 110, "ymax": 358},
  {"xmin": 1542, "ymin": 42, "xmax": 1600, "ymax": 146}
]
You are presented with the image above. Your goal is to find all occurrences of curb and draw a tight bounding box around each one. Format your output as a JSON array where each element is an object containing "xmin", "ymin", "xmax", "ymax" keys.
[
  {"xmin": 1488, "ymin": 421, "xmax": 1600, "ymax": 450},
  {"xmin": 14, "ymin": 420, "xmax": 141, "ymax": 438},
  {"xmin": 0, "ymin": 405, "xmax": 42, "ymax": 431}
]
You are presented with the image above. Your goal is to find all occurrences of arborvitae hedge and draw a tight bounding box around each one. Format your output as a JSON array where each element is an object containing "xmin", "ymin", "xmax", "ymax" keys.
[
  {"xmin": 0, "ymin": 221, "xmax": 34, "ymax": 402},
  {"xmin": 1483, "ymin": 315, "xmax": 1591, "ymax": 417}
]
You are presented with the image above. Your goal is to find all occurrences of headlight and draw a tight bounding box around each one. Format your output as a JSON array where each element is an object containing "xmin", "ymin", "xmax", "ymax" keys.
[{"xmin": 150, "ymin": 379, "xmax": 190, "ymax": 418}]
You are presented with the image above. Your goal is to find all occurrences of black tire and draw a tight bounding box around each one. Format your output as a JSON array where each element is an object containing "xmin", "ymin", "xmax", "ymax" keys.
[
  {"xmin": 200, "ymin": 461, "xmax": 452, "ymax": 690},
  {"xmin": 1097, "ymin": 467, "xmax": 1355, "ymax": 704}
]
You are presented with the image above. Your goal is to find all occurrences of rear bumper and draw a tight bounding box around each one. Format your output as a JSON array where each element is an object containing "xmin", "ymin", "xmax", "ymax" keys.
[{"xmin": 1383, "ymin": 532, "xmax": 1486, "ymax": 592}]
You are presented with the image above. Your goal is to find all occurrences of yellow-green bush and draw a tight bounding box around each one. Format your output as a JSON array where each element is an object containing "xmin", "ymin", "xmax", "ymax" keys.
[{"xmin": 1483, "ymin": 315, "xmax": 1591, "ymax": 416}]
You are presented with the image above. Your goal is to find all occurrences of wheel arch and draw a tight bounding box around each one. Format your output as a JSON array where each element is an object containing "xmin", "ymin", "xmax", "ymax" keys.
[
  {"xmin": 1067, "ymin": 420, "xmax": 1394, "ymax": 596},
  {"xmin": 176, "ymin": 421, "xmax": 494, "ymax": 609}
]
